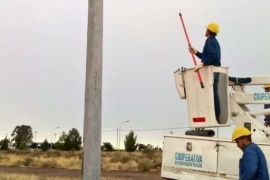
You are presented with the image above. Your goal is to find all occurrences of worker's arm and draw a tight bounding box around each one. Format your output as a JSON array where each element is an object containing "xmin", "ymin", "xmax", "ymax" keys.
[
  {"xmin": 239, "ymin": 150, "xmax": 258, "ymax": 180},
  {"xmin": 196, "ymin": 40, "xmax": 217, "ymax": 65}
]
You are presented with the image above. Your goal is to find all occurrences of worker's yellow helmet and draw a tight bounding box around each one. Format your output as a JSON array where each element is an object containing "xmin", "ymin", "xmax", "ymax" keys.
[
  {"xmin": 263, "ymin": 84, "xmax": 270, "ymax": 89},
  {"xmin": 232, "ymin": 127, "xmax": 251, "ymax": 142},
  {"xmin": 206, "ymin": 22, "xmax": 219, "ymax": 33}
]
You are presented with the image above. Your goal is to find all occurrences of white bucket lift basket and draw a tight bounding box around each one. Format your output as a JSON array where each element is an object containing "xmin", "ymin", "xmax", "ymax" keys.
[{"xmin": 174, "ymin": 66, "xmax": 230, "ymax": 128}]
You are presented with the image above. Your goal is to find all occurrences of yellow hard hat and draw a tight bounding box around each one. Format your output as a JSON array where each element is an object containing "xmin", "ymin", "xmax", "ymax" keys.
[
  {"xmin": 206, "ymin": 22, "xmax": 220, "ymax": 33},
  {"xmin": 232, "ymin": 127, "xmax": 251, "ymax": 142},
  {"xmin": 263, "ymin": 84, "xmax": 270, "ymax": 89}
]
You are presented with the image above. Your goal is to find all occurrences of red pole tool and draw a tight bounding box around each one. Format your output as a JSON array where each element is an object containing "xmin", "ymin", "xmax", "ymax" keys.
[{"xmin": 179, "ymin": 13, "xmax": 204, "ymax": 88}]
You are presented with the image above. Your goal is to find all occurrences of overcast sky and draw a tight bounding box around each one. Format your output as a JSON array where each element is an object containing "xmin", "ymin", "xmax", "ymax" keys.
[{"xmin": 1, "ymin": 0, "xmax": 270, "ymax": 148}]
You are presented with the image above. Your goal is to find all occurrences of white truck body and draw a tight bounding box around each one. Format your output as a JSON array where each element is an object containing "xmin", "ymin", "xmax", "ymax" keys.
[{"xmin": 161, "ymin": 66, "xmax": 270, "ymax": 179}]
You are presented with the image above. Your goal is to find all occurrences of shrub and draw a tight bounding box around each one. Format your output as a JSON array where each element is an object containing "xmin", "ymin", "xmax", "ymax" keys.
[
  {"xmin": 64, "ymin": 151, "xmax": 76, "ymax": 158},
  {"xmin": 41, "ymin": 160, "xmax": 57, "ymax": 168},
  {"xmin": 44, "ymin": 150, "xmax": 62, "ymax": 158},
  {"xmin": 137, "ymin": 159, "xmax": 153, "ymax": 172},
  {"xmin": 101, "ymin": 142, "xmax": 114, "ymax": 151},
  {"xmin": 143, "ymin": 148, "xmax": 156, "ymax": 159},
  {"xmin": 120, "ymin": 155, "xmax": 131, "ymax": 163},
  {"xmin": 152, "ymin": 159, "xmax": 162, "ymax": 169},
  {"xmin": 110, "ymin": 154, "xmax": 121, "ymax": 163},
  {"xmin": 77, "ymin": 152, "xmax": 83, "ymax": 159},
  {"xmin": 15, "ymin": 160, "xmax": 24, "ymax": 166},
  {"xmin": 30, "ymin": 149, "xmax": 43, "ymax": 158},
  {"xmin": 138, "ymin": 144, "xmax": 146, "ymax": 151},
  {"xmin": 6, "ymin": 149, "xmax": 16, "ymax": 154},
  {"xmin": 0, "ymin": 155, "xmax": 5, "ymax": 162},
  {"xmin": 15, "ymin": 150, "xmax": 31, "ymax": 155},
  {"xmin": 23, "ymin": 157, "xmax": 34, "ymax": 166},
  {"xmin": 34, "ymin": 158, "xmax": 42, "ymax": 166}
]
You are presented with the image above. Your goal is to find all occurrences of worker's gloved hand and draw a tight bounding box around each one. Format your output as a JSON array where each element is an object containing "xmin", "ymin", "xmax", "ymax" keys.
[
  {"xmin": 188, "ymin": 47, "xmax": 197, "ymax": 55},
  {"xmin": 194, "ymin": 63, "xmax": 203, "ymax": 72}
]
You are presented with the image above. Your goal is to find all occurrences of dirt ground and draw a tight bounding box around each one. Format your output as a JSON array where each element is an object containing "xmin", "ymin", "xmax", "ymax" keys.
[{"xmin": 0, "ymin": 166, "xmax": 163, "ymax": 180}]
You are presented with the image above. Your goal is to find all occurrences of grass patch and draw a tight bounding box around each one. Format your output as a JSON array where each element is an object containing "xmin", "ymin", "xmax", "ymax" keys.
[
  {"xmin": 0, "ymin": 172, "xmax": 80, "ymax": 180},
  {"xmin": 101, "ymin": 151, "xmax": 161, "ymax": 171},
  {"xmin": 41, "ymin": 160, "xmax": 58, "ymax": 168},
  {"xmin": 137, "ymin": 158, "xmax": 154, "ymax": 172},
  {"xmin": 0, "ymin": 150, "xmax": 162, "ymax": 171}
]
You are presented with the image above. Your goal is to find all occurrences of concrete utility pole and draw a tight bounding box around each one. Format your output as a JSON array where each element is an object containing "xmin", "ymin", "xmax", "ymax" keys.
[{"xmin": 82, "ymin": 0, "xmax": 103, "ymax": 179}]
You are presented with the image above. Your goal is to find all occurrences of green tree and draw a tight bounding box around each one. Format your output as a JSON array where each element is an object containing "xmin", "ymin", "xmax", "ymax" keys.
[
  {"xmin": 138, "ymin": 143, "xmax": 146, "ymax": 151},
  {"xmin": 124, "ymin": 130, "xmax": 138, "ymax": 152},
  {"xmin": 0, "ymin": 138, "xmax": 10, "ymax": 150},
  {"xmin": 55, "ymin": 141, "xmax": 64, "ymax": 150},
  {"xmin": 101, "ymin": 142, "xmax": 114, "ymax": 151},
  {"xmin": 143, "ymin": 144, "xmax": 156, "ymax": 159},
  {"xmin": 64, "ymin": 128, "xmax": 82, "ymax": 151},
  {"xmin": 41, "ymin": 139, "xmax": 50, "ymax": 151},
  {"xmin": 54, "ymin": 131, "xmax": 66, "ymax": 150},
  {"xmin": 11, "ymin": 125, "xmax": 33, "ymax": 150},
  {"xmin": 58, "ymin": 131, "xmax": 67, "ymax": 143}
]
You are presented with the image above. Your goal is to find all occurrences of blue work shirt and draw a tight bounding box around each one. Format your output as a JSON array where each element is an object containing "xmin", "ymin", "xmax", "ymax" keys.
[
  {"xmin": 196, "ymin": 36, "xmax": 221, "ymax": 66},
  {"xmin": 239, "ymin": 143, "xmax": 269, "ymax": 180}
]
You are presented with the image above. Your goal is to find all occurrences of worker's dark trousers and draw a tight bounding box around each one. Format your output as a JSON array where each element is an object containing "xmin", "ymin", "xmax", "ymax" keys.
[{"xmin": 213, "ymin": 73, "xmax": 220, "ymax": 122}]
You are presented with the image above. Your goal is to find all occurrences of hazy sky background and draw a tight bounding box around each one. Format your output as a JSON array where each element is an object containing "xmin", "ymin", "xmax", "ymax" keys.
[{"xmin": 1, "ymin": 0, "xmax": 270, "ymax": 148}]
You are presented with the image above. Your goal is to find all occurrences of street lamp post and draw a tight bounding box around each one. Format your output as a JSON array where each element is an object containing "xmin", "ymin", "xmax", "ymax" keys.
[
  {"xmin": 54, "ymin": 133, "xmax": 57, "ymax": 143},
  {"xmin": 118, "ymin": 120, "xmax": 129, "ymax": 151},
  {"xmin": 51, "ymin": 127, "xmax": 60, "ymax": 149},
  {"xmin": 116, "ymin": 128, "xmax": 118, "ymax": 150},
  {"xmin": 34, "ymin": 131, "xmax": 37, "ymax": 143},
  {"xmin": 34, "ymin": 131, "xmax": 37, "ymax": 149}
]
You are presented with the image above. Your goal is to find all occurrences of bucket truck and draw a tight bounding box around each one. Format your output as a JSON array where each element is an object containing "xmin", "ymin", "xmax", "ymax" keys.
[{"xmin": 161, "ymin": 66, "xmax": 270, "ymax": 179}]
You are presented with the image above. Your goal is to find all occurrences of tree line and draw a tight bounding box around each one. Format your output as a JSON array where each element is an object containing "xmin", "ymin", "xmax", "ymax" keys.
[
  {"xmin": 0, "ymin": 125, "xmax": 82, "ymax": 151},
  {"xmin": 0, "ymin": 125, "xmax": 160, "ymax": 152},
  {"xmin": 101, "ymin": 130, "xmax": 162, "ymax": 152}
]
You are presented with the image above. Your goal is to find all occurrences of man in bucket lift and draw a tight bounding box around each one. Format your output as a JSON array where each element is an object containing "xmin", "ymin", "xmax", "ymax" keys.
[
  {"xmin": 189, "ymin": 22, "xmax": 221, "ymax": 122},
  {"xmin": 232, "ymin": 127, "xmax": 269, "ymax": 180},
  {"xmin": 263, "ymin": 84, "xmax": 270, "ymax": 127}
]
